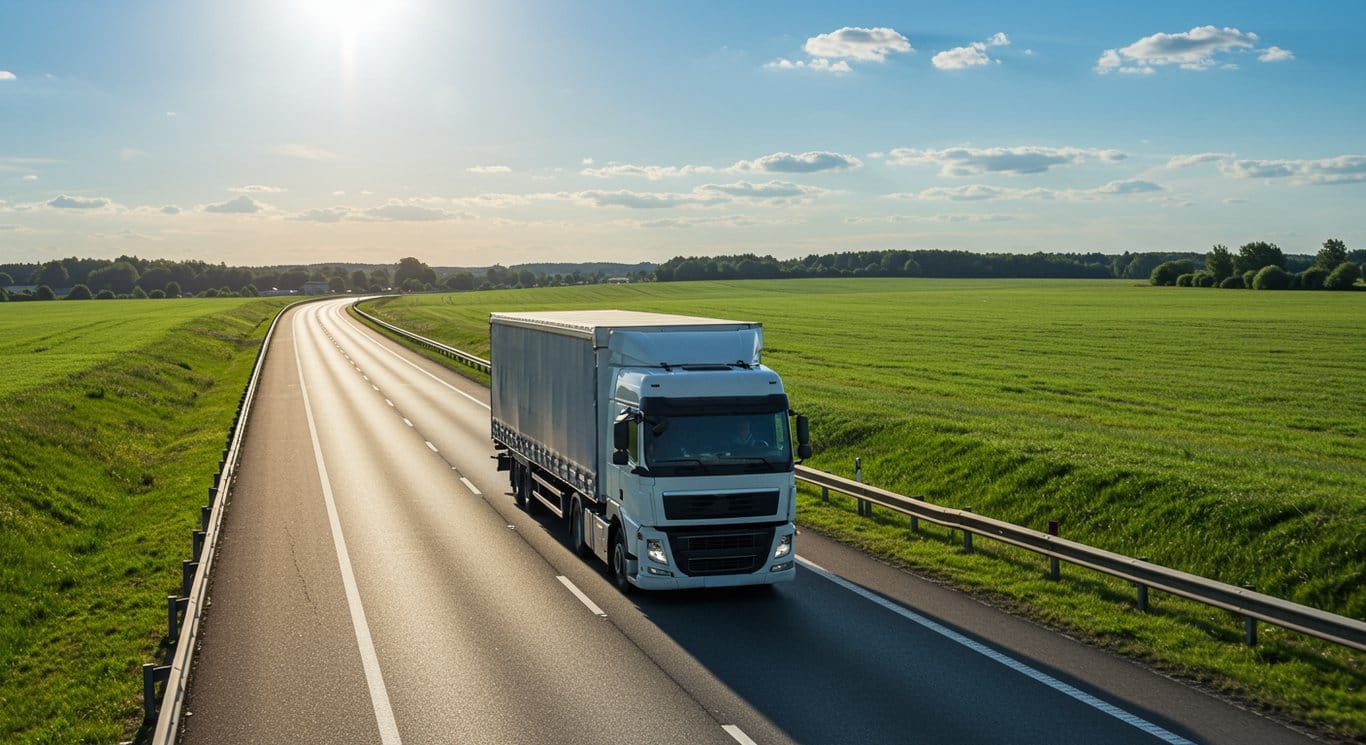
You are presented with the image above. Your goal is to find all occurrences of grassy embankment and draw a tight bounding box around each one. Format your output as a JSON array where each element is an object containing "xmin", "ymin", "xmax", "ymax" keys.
[
  {"xmin": 362, "ymin": 278, "xmax": 1364, "ymax": 739},
  {"xmin": 0, "ymin": 298, "xmax": 290, "ymax": 744}
]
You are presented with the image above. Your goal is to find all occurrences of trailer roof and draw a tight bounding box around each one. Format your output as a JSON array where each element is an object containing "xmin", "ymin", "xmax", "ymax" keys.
[{"xmin": 490, "ymin": 309, "xmax": 756, "ymax": 334}]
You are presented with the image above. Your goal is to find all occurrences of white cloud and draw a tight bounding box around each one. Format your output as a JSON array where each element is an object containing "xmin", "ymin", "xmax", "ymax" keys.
[
  {"xmin": 202, "ymin": 195, "xmax": 265, "ymax": 214},
  {"xmin": 166, "ymin": 111, "xmax": 177, "ymax": 117},
  {"xmin": 767, "ymin": 26, "xmax": 910, "ymax": 74},
  {"xmin": 845, "ymin": 213, "xmax": 1015, "ymax": 225},
  {"xmin": 932, "ymin": 32, "xmax": 1010, "ymax": 70},
  {"xmin": 0, "ymin": 71, "xmax": 14, "ymax": 81},
  {"xmin": 229, "ymin": 184, "xmax": 286, "ymax": 193},
  {"xmin": 888, "ymin": 179, "xmax": 1164, "ymax": 201},
  {"xmin": 22, "ymin": 174, "xmax": 37, "ymax": 182},
  {"xmin": 763, "ymin": 57, "xmax": 853, "ymax": 74},
  {"xmin": 161, "ymin": 205, "xmax": 181, "ymax": 215},
  {"xmin": 1225, "ymin": 155, "xmax": 1366, "ymax": 184},
  {"xmin": 1096, "ymin": 26, "xmax": 1289, "ymax": 74},
  {"xmin": 805, "ymin": 27, "xmax": 913, "ymax": 61},
  {"xmin": 466, "ymin": 165, "xmax": 512, "ymax": 174},
  {"xmin": 1166, "ymin": 152, "xmax": 1233, "ymax": 169},
  {"xmin": 289, "ymin": 207, "xmax": 350, "ymax": 223},
  {"xmin": 288, "ymin": 199, "xmax": 473, "ymax": 223},
  {"xmin": 452, "ymin": 193, "xmax": 530, "ymax": 208},
  {"xmin": 581, "ymin": 158, "xmax": 594, "ymax": 165},
  {"xmin": 48, "ymin": 194, "xmax": 111, "ymax": 209},
  {"xmin": 730, "ymin": 150, "xmax": 862, "ymax": 173},
  {"xmin": 273, "ymin": 142, "xmax": 337, "ymax": 160},
  {"xmin": 581, "ymin": 163, "xmax": 717, "ymax": 180},
  {"xmin": 638, "ymin": 215, "xmax": 771, "ymax": 229},
  {"xmin": 886, "ymin": 145, "xmax": 1125, "ymax": 175},
  {"xmin": 696, "ymin": 180, "xmax": 827, "ymax": 200},
  {"xmin": 120, "ymin": 148, "xmax": 148, "ymax": 161},
  {"xmin": 1258, "ymin": 46, "xmax": 1294, "ymax": 63}
]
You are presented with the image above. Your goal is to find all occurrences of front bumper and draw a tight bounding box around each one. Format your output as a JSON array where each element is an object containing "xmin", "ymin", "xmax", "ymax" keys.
[{"xmin": 628, "ymin": 524, "xmax": 796, "ymax": 590}]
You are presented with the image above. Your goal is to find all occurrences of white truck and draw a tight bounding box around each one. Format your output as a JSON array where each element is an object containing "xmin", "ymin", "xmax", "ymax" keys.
[{"xmin": 491, "ymin": 310, "xmax": 811, "ymax": 591}]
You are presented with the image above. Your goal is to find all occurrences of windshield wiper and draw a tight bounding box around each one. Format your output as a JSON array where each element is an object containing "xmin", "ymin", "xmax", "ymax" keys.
[
  {"xmin": 650, "ymin": 457, "xmax": 712, "ymax": 474},
  {"xmin": 719, "ymin": 455, "xmax": 787, "ymax": 471}
]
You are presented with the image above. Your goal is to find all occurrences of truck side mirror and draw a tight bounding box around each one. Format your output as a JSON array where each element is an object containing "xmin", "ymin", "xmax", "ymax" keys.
[
  {"xmin": 613, "ymin": 419, "xmax": 630, "ymax": 451},
  {"xmin": 796, "ymin": 415, "xmax": 812, "ymax": 460},
  {"xmin": 612, "ymin": 451, "xmax": 629, "ymax": 466}
]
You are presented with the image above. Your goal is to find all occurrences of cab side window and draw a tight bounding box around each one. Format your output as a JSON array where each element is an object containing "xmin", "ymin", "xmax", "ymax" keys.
[{"xmin": 627, "ymin": 419, "xmax": 639, "ymax": 465}]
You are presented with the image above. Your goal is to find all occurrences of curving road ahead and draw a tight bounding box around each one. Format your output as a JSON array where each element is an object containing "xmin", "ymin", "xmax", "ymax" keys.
[{"xmin": 180, "ymin": 298, "xmax": 1313, "ymax": 744}]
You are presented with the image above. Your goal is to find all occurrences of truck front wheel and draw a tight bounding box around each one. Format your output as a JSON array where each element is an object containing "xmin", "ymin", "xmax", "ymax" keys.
[{"xmin": 610, "ymin": 528, "xmax": 633, "ymax": 594}]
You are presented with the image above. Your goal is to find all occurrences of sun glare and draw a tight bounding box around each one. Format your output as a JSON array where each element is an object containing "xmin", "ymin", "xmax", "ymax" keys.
[{"xmin": 300, "ymin": 0, "xmax": 399, "ymax": 39}]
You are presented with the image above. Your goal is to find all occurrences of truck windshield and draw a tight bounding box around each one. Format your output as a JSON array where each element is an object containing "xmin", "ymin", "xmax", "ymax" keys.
[{"xmin": 644, "ymin": 412, "xmax": 792, "ymax": 476}]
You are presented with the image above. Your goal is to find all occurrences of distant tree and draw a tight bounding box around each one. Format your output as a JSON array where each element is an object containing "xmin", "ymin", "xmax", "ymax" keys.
[
  {"xmin": 36, "ymin": 284, "xmax": 56, "ymax": 300},
  {"xmin": 444, "ymin": 272, "xmax": 475, "ymax": 291},
  {"xmin": 350, "ymin": 269, "xmax": 368, "ymax": 290},
  {"xmin": 1150, "ymin": 261, "xmax": 1188, "ymax": 286},
  {"xmin": 0, "ymin": 287, "xmax": 7, "ymax": 302},
  {"xmin": 401, "ymin": 277, "xmax": 424, "ymax": 292},
  {"xmin": 132, "ymin": 286, "xmax": 149, "ymax": 299},
  {"xmin": 1205, "ymin": 244, "xmax": 1234, "ymax": 281},
  {"xmin": 1252, "ymin": 265, "xmax": 1292, "ymax": 290},
  {"xmin": 136, "ymin": 265, "xmax": 174, "ymax": 293},
  {"xmin": 0, "ymin": 272, "xmax": 13, "ymax": 286},
  {"xmin": 1234, "ymin": 242, "xmax": 1285, "ymax": 274},
  {"xmin": 277, "ymin": 269, "xmax": 309, "ymax": 291},
  {"xmin": 240, "ymin": 283, "xmax": 259, "ymax": 297},
  {"xmin": 36, "ymin": 262, "xmax": 69, "ymax": 288},
  {"xmin": 516, "ymin": 269, "xmax": 537, "ymax": 287},
  {"xmin": 1219, "ymin": 275, "xmax": 1244, "ymax": 289},
  {"xmin": 65, "ymin": 283, "xmax": 93, "ymax": 300},
  {"xmin": 1298, "ymin": 266, "xmax": 1328, "ymax": 290},
  {"xmin": 369, "ymin": 268, "xmax": 390, "ymax": 288},
  {"xmin": 165, "ymin": 280, "xmax": 182, "ymax": 298},
  {"xmin": 1316, "ymin": 238, "xmax": 1347, "ymax": 270},
  {"xmin": 1324, "ymin": 261, "xmax": 1361, "ymax": 290},
  {"xmin": 202, "ymin": 288, "xmax": 219, "ymax": 298},
  {"xmin": 1193, "ymin": 271, "xmax": 1216, "ymax": 287},
  {"xmin": 87, "ymin": 261, "xmax": 140, "ymax": 294},
  {"xmin": 394, "ymin": 257, "xmax": 436, "ymax": 287},
  {"xmin": 95, "ymin": 289, "xmax": 116, "ymax": 299},
  {"xmin": 328, "ymin": 276, "xmax": 347, "ymax": 293},
  {"xmin": 148, "ymin": 289, "xmax": 166, "ymax": 299}
]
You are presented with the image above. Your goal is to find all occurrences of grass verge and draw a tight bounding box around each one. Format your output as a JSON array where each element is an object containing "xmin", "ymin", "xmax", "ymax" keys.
[{"xmin": 0, "ymin": 298, "xmax": 289, "ymax": 744}]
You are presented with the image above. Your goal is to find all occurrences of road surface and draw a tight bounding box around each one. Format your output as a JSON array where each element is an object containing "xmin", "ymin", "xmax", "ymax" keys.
[{"xmin": 180, "ymin": 298, "xmax": 1313, "ymax": 744}]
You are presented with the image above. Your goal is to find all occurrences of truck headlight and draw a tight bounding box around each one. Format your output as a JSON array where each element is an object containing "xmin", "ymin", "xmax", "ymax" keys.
[
  {"xmin": 773, "ymin": 533, "xmax": 792, "ymax": 559},
  {"xmin": 646, "ymin": 538, "xmax": 669, "ymax": 565}
]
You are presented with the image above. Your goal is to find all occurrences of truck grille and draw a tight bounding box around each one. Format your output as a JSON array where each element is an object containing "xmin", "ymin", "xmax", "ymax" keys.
[
  {"xmin": 663, "ymin": 490, "xmax": 779, "ymax": 520},
  {"xmin": 664, "ymin": 525, "xmax": 776, "ymax": 576}
]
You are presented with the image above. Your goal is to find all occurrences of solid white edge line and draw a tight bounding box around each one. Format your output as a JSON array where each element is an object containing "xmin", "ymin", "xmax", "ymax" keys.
[
  {"xmin": 794, "ymin": 556, "xmax": 1194, "ymax": 745},
  {"xmin": 722, "ymin": 724, "xmax": 759, "ymax": 745},
  {"xmin": 425, "ymin": 441, "xmax": 438, "ymax": 452},
  {"xmin": 459, "ymin": 477, "xmax": 482, "ymax": 495},
  {"xmin": 294, "ymin": 314, "xmax": 403, "ymax": 745},
  {"xmin": 556, "ymin": 575, "xmax": 607, "ymax": 617}
]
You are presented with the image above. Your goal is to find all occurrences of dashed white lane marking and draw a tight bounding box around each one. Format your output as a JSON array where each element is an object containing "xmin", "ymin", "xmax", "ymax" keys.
[
  {"xmin": 372, "ymin": 385, "xmax": 379, "ymax": 391},
  {"xmin": 402, "ymin": 418, "xmax": 413, "ymax": 427},
  {"xmin": 343, "ymin": 319, "xmax": 490, "ymax": 410},
  {"xmin": 721, "ymin": 725, "xmax": 758, "ymax": 745},
  {"xmin": 385, "ymin": 399, "xmax": 394, "ymax": 407},
  {"xmin": 293, "ymin": 316, "xmax": 403, "ymax": 745},
  {"xmin": 795, "ymin": 556, "xmax": 1195, "ymax": 745},
  {"xmin": 363, "ymin": 375, "xmax": 369, "ymax": 381},
  {"xmin": 556, "ymin": 576, "xmax": 607, "ymax": 618},
  {"xmin": 459, "ymin": 477, "xmax": 482, "ymax": 495},
  {"xmin": 425, "ymin": 441, "xmax": 438, "ymax": 453}
]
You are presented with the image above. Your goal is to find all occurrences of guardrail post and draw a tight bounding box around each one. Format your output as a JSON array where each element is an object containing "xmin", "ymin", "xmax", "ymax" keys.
[
  {"xmin": 1135, "ymin": 557, "xmax": 1150, "ymax": 611},
  {"xmin": 201, "ymin": 505, "xmax": 211, "ymax": 531},
  {"xmin": 910, "ymin": 495, "xmax": 923, "ymax": 533},
  {"xmin": 167, "ymin": 595, "xmax": 180, "ymax": 639},
  {"xmin": 208, "ymin": 486, "xmax": 218, "ymax": 505},
  {"xmin": 181, "ymin": 560, "xmax": 198, "ymax": 598},
  {"xmin": 854, "ymin": 458, "xmax": 869, "ymax": 517},
  {"xmin": 962, "ymin": 508, "xmax": 973, "ymax": 553},
  {"xmin": 820, "ymin": 485, "xmax": 829, "ymax": 502},
  {"xmin": 192, "ymin": 530, "xmax": 205, "ymax": 561},
  {"xmin": 142, "ymin": 663, "xmax": 170, "ymax": 721},
  {"xmin": 1243, "ymin": 585, "xmax": 1258, "ymax": 646},
  {"xmin": 1047, "ymin": 521, "xmax": 1060, "ymax": 580}
]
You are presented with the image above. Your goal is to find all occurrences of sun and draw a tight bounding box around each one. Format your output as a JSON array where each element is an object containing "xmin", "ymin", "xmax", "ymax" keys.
[{"xmin": 299, "ymin": 0, "xmax": 399, "ymax": 39}]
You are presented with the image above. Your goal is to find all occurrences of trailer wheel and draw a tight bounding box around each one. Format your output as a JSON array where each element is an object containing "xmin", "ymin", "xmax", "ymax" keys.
[
  {"xmin": 521, "ymin": 467, "xmax": 540, "ymax": 514},
  {"xmin": 511, "ymin": 463, "xmax": 526, "ymax": 508},
  {"xmin": 569, "ymin": 499, "xmax": 590, "ymax": 558},
  {"xmin": 610, "ymin": 527, "xmax": 633, "ymax": 594}
]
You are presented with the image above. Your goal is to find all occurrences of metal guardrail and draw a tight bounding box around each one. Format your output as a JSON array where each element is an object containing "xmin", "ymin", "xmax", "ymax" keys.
[
  {"xmin": 351, "ymin": 302, "xmax": 491, "ymax": 373},
  {"xmin": 144, "ymin": 295, "xmax": 333, "ymax": 743},
  {"xmin": 349, "ymin": 301, "xmax": 1366, "ymax": 653}
]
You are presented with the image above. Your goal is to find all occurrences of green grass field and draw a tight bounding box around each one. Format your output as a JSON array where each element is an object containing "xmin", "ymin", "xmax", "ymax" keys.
[
  {"xmin": 363, "ymin": 278, "xmax": 1365, "ymax": 738},
  {"xmin": 0, "ymin": 298, "xmax": 289, "ymax": 744}
]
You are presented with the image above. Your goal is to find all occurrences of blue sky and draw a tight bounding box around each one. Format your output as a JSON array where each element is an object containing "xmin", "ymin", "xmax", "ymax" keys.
[{"xmin": 2, "ymin": 0, "xmax": 1363, "ymax": 266}]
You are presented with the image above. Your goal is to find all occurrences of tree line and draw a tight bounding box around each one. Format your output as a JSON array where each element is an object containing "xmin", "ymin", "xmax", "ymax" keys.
[
  {"xmin": 1148, "ymin": 239, "xmax": 1362, "ymax": 290},
  {"xmin": 0, "ymin": 255, "xmax": 641, "ymax": 302}
]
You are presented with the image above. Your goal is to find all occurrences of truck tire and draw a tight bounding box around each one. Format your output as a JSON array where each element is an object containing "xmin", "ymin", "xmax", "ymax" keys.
[
  {"xmin": 511, "ymin": 463, "xmax": 526, "ymax": 508},
  {"xmin": 569, "ymin": 499, "xmax": 590, "ymax": 558},
  {"xmin": 521, "ymin": 466, "xmax": 540, "ymax": 514},
  {"xmin": 610, "ymin": 527, "xmax": 633, "ymax": 594}
]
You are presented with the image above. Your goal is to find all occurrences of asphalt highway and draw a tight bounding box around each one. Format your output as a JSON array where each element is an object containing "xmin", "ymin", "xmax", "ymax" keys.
[{"xmin": 180, "ymin": 299, "xmax": 1315, "ymax": 744}]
